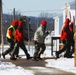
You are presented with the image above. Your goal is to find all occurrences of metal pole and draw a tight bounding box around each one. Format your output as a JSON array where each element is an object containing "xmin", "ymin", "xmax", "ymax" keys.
[
  {"xmin": 13, "ymin": 8, "xmax": 15, "ymax": 20},
  {"xmin": 1, "ymin": 1, "xmax": 4, "ymax": 53},
  {"xmin": 0, "ymin": 0, "xmax": 2, "ymax": 57},
  {"xmin": 27, "ymin": 18, "xmax": 30, "ymax": 51},
  {"xmin": 0, "ymin": 0, "xmax": 4, "ymax": 56},
  {"xmin": 0, "ymin": 0, "xmax": 2, "ymax": 44},
  {"xmin": 75, "ymin": 1, "xmax": 76, "ymax": 31}
]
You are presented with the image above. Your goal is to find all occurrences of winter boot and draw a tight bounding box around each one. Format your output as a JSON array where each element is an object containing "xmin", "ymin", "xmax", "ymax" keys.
[
  {"xmin": 16, "ymin": 55, "xmax": 21, "ymax": 58},
  {"xmin": 32, "ymin": 57, "xmax": 39, "ymax": 61},
  {"xmin": 2, "ymin": 53, "xmax": 5, "ymax": 59},
  {"xmin": 37, "ymin": 57, "xmax": 42, "ymax": 60},
  {"xmin": 64, "ymin": 54, "xmax": 74, "ymax": 58},
  {"xmin": 26, "ymin": 54, "xmax": 32, "ymax": 60},
  {"xmin": 37, "ymin": 54, "xmax": 42, "ymax": 60},
  {"xmin": 10, "ymin": 55, "xmax": 17, "ymax": 60},
  {"xmin": 55, "ymin": 51, "xmax": 59, "ymax": 59},
  {"xmin": 10, "ymin": 57, "xmax": 17, "ymax": 60}
]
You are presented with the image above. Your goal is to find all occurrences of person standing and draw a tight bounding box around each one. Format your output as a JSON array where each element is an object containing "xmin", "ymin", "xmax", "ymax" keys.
[
  {"xmin": 10, "ymin": 21, "xmax": 31, "ymax": 60},
  {"xmin": 2, "ymin": 20, "xmax": 19, "ymax": 59},
  {"xmin": 32, "ymin": 20, "xmax": 49, "ymax": 61}
]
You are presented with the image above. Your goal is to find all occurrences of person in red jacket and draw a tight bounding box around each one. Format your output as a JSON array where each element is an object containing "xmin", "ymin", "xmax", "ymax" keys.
[
  {"xmin": 10, "ymin": 21, "xmax": 31, "ymax": 60},
  {"xmin": 2, "ymin": 20, "xmax": 19, "ymax": 59},
  {"xmin": 68, "ymin": 21, "xmax": 74, "ymax": 57},
  {"xmin": 55, "ymin": 18, "xmax": 71, "ymax": 58}
]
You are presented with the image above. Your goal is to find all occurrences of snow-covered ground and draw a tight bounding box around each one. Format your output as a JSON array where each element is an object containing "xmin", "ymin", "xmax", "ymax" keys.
[{"xmin": 0, "ymin": 45, "xmax": 76, "ymax": 75}]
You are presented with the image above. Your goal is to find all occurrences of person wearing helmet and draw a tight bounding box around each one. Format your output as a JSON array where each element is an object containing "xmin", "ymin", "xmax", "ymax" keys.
[
  {"xmin": 2, "ymin": 20, "xmax": 19, "ymax": 60},
  {"xmin": 32, "ymin": 20, "xmax": 49, "ymax": 61}
]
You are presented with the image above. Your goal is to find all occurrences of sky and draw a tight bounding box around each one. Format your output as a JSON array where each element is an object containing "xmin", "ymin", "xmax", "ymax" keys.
[
  {"xmin": 2, "ymin": 0, "xmax": 74, "ymax": 17},
  {"xmin": 0, "ymin": 46, "xmax": 76, "ymax": 75}
]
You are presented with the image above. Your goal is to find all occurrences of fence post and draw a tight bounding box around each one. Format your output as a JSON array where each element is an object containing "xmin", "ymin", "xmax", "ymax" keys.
[
  {"xmin": 74, "ymin": 0, "xmax": 76, "ymax": 67},
  {"xmin": 74, "ymin": 32, "xmax": 76, "ymax": 66}
]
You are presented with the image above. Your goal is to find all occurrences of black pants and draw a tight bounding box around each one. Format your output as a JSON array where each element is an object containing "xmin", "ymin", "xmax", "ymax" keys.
[
  {"xmin": 57, "ymin": 40, "xmax": 70, "ymax": 56},
  {"xmin": 11, "ymin": 42, "xmax": 29, "ymax": 58},
  {"xmin": 68, "ymin": 39, "xmax": 74, "ymax": 56},
  {"xmin": 3, "ymin": 38, "xmax": 15, "ymax": 55},
  {"xmin": 12, "ymin": 46, "xmax": 19, "ymax": 56},
  {"xmin": 34, "ymin": 41, "xmax": 46, "ymax": 58}
]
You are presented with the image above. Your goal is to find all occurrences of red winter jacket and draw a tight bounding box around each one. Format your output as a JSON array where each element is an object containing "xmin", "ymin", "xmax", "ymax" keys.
[
  {"xmin": 60, "ymin": 18, "xmax": 70, "ymax": 41},
  {"xmin": 14, "ymin": 21, "xmax": 24, "ymax": 43},
  {"xmin": 60, "ymin": 28, "xmax": 70, "ymax": 41}
]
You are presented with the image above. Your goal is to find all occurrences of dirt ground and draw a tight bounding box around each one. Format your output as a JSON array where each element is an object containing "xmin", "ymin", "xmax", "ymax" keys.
[{"xmin": 0, "ymin": 57, "xmax": 76, "ymax": 75}]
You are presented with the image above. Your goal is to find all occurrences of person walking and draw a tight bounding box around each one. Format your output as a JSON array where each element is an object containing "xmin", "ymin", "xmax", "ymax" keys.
[
  {"xmin": 10, "ymin": 21, "xmax": 31, "ymax": 60},
  {"xmin": 2, "ymin": 20, "xmax": 19, "ymax": 59},
  {"xmin": 55, "ymin": 18, "xmax": 71, "ymax": 58},
  {"xmin": 32, "ymin": 20, "xmax": 49, "ymax": 61},
  {"xmin": 10, "ymin": 16, "xmax": 31, "ymax": 59},
  {"xmin": 68, "ymin": 21, "xmax": 74, "ymax": 57}
]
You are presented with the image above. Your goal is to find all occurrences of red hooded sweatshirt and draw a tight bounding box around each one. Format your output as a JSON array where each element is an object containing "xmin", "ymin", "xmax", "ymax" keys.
[
  {"xmin": 14, "ymin": 21, "xmax": 24, "ymax": 43},
  {"xmin": 60, "ymin": 18, "xmax": 70, "ymax": 41}
]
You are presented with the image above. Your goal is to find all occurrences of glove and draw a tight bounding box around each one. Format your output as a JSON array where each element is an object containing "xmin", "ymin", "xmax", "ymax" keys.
[
  {"xmin": 45, "ymin": 31, "xmax": 50, "ymax": 34},
  {"xmin": 34, "ymin": 41, "xmax": 38, "ymax": 44},
  {"xmin": 24, "ymin": 37, "xmax": 29, "ymax": 41},
  {"xmin": 62, "ymin": 40, "xmax": 66, "ymax": 44}
]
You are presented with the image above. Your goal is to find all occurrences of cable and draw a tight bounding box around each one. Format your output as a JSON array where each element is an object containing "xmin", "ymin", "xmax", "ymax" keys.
[{"xmin": 20, "ymin": 9, "xmax": 62, "ymax": 13}]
